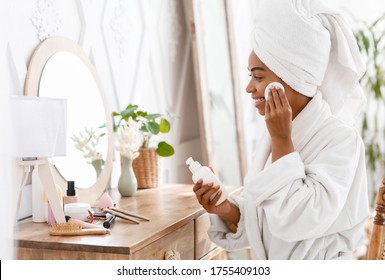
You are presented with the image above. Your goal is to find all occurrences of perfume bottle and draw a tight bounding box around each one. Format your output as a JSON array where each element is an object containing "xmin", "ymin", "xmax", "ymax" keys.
[{"xmin": 63, "ymin": 181, "xmax": 78, "ymax": 206}]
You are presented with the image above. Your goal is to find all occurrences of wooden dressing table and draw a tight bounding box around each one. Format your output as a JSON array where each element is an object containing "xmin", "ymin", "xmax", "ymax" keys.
[{"xmin": 15, "ymin": 184, "xmax": 241, "ymax": 260}]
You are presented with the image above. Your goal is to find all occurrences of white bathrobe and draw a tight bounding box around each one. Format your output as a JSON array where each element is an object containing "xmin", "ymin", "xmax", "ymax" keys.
[{"xmin": 208, "ymin": 92, "xmax": 370, "ymax": 259}]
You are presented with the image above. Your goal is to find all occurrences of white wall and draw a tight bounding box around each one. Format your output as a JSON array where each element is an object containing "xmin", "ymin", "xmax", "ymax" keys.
[
  {"xmin": 0, "ymin": 0, "xmax": 15, "ymax": 261},
  {"xmin": 2, "ymin": 1, "xmax": 202, "ymax": 175},
  {"xmin": 0, "ymin": 81, "xmax": 15, "ymax": 260},
  {"xmin": 0, "ymin": 0, "xmax": 202, "ymax": 259},
  {"xmin": 324, "ymin": 0, "xmax": 385, "ymax": 22}
]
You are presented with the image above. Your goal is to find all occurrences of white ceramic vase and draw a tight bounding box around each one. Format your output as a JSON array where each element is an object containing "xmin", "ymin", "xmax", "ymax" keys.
[{"xmin": 118, "ymin": 155, "xmax": 137, "ymax": 196}]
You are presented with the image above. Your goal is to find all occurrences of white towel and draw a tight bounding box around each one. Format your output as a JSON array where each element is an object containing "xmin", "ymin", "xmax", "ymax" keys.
[{"xmin": 252, "ymin": 0, "xmax": 366, "ymax": 125}]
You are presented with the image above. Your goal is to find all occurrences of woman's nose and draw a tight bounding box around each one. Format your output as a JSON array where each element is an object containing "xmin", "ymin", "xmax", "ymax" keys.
[{"xmin": 245, "ymin": 79, "xmax": 255, "ymax": 94}]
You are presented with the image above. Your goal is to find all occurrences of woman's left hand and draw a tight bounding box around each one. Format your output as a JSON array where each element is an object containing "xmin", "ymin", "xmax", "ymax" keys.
[
  {"xmin": 265, "ymin": 86, "xmax": 295, "ymax": 162},
  {"xmin": 265, "ymin": 86, "xmax": 293, "ymax": 140}
]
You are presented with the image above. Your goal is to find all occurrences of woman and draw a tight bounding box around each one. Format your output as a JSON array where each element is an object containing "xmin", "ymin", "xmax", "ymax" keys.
[{"xmin": 193, "ymin": 0, "xmax": 370, "ymax": 260}]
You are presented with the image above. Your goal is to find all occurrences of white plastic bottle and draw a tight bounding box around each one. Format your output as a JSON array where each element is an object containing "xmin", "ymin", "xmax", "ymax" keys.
[
  {"xmin": 32, "ymin": 165, "xmax": 46, "ymax": 222},
  {"xmin": 186, "ymin": 157, "xmax": 228, "ymax": 206}
]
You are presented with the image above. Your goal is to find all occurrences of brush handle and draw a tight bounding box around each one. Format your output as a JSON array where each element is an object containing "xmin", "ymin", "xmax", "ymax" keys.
[
  {"xmin": 50, "ymin": 228, "xmax": 109, "ymax": 236},
  {"xmin": 103, "ymin": 208, "xmax": 140, "ymax": 224},
  {"xmin": 109, "ymin": 206, "xmax": 150, "ymax": 221}
]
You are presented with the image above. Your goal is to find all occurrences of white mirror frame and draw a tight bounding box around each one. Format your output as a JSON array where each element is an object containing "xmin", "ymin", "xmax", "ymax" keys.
[{"xmin": 24, "ymin": 36, "xmax": 114, "ymax": 203}]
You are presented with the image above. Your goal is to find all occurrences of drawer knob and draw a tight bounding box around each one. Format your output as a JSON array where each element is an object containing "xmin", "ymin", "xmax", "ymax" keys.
[{"xmin": 165, "ymin": 250, "xmax": 181, "ymax": 260}]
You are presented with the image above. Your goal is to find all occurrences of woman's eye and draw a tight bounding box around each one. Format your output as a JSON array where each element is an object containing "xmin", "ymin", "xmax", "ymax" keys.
[{"xmin": 248, "ymin": 74, "xmax": 262, "ymax": 81}]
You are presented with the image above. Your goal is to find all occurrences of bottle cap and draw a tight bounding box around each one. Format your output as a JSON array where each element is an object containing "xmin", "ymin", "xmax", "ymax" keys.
[
  {"xmin": 186, "ymin": 157, "xmax": 201, "ymax": 173},
  {"xmin": 67, "ymin": 181, "xmax": 76, "ymax": 196}
]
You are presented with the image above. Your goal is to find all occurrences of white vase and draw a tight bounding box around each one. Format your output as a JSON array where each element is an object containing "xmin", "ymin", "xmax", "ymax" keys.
[
  {"xmin": 118, "ymin": 155, "xmax": 137, "ymax": 196},
  {"xmin": 91, "ymin": 158, "xmax": 104, "ymax": 178}
]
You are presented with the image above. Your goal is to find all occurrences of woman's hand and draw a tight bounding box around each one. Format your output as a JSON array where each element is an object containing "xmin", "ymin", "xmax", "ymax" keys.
[
  {"xmin": 193, "ymin": 179, "xmax": 231, "ymax": 215},
  {"xmin": 265, "ymin": 86, "xmax": 292, "ymax": 139},
  {"xmin": 265, "ymin": 86, "xmax": 294, "ymax": 162},
  {"xmin": 193, "ymin": 179, "xmax": 241, "ymax": 232}
]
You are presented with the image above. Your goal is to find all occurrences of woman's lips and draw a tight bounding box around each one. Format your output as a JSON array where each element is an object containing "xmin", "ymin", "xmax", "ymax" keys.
[{"xmin": 254, "ymin": 97, "xmax": 265, "ymax": 108}]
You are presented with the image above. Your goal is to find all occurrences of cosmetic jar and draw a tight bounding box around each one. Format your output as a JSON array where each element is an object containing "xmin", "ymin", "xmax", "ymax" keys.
[{"xmin": 64, "ymin": 203, "xmax": 91, "ymax": 221}]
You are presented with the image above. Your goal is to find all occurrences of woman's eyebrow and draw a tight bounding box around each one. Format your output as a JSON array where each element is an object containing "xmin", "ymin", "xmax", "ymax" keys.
[{"xmin": 248, "ymin": 66, "xmax": 266, "ymax": 72}]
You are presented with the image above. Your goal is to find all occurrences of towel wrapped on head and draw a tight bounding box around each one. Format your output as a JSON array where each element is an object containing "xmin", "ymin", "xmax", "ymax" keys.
[{"xmin": 253, "ymin": 0, "xmax": 366, "ymax": 124}]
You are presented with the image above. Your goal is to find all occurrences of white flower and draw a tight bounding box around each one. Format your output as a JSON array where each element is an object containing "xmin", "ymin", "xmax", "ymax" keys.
[
  {"xmin": 116, "ymin": 117, "xmax": 143, "ymax": 160},
  {"xmin": 71, "ymin": 128, "xmax": 104, "ymax": 163}
]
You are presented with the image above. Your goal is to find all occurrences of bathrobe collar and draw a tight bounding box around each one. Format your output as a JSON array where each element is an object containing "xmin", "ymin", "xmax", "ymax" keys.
[{"xmin": 291, "ymin": 91, "xmax": 331, "ymax": 151}]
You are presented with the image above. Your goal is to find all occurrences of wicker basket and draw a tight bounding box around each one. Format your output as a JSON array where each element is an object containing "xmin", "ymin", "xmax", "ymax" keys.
[{"xmin": 132, "ymin": 147, "xmax": 162, "ymax": 189}]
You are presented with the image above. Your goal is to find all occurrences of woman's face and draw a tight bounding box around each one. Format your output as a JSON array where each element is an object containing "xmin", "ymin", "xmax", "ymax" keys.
[{"xmin": 246, "ymin": 51, "xmax": 292, "ymax": 116}]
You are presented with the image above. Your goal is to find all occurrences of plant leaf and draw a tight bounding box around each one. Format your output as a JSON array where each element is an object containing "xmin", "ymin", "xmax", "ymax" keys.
[
  {"xmin": 159, "ymin": 118, "xmax": 171, "ymax": 133},
  {"xmin": 146, "ymin": 121, "xmax": 160, "ymax": 135},
  {"xmin": 362, "ymin": 114, "xmax": 368, "ymax": 133},
  {"xmin": 145, "ymin": 113, "xmax": 163, "ymax": 120},
  {"xmin": 156, "ymin": 141, "xmax": 175, "ymax": 157},
  {"xmin": 121, "ymin": 107, "xmax": 137, "ymax": 119},
  {"xmin": 136, "ymin": 110, "xmax": 147, "ymax": 118},
  {"xmin": 125, "ymin": 104, "xmax": 138, "ymax": 110}
]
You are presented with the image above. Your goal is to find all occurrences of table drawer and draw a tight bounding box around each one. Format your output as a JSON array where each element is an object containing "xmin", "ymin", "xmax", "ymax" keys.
[
  {"xmin": 131, "ymin": 220, "xmax": 194, "ymax": 260},
  {"xmin": 195, "ymin": 213, "xmax": 217, "ymax": 259}
]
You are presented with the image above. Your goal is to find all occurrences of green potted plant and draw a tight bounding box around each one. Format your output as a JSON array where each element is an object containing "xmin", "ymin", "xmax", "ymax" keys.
[
  {"xmin": 113, "ymin": 104, "xmax": 175, "ymax": 157},
  {"xmin": 354, "ymin": 13, "xmax": 385, "ymax": 206},
  {"xmin": 113, "ymin": 104, "xmax": 176, "ymax": 188}
]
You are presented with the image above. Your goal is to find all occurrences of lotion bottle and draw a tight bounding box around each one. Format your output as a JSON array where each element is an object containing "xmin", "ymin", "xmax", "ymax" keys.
[
  {"xmin": 63, "ymin": 181, "xmax": 78, "ymax": 206},
  {"xmin": 186, "ymin": 157, "xmax": 228, "ymax": 206}
]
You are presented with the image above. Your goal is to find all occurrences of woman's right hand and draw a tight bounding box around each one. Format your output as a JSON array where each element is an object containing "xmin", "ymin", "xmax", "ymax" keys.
[
  {"xmin": 193, "ymin": 179, "xmax": 232, "ymax": 215},
  {"xmin": 193, "ymin": 179, "xmax": 241, "ymax": 233}
]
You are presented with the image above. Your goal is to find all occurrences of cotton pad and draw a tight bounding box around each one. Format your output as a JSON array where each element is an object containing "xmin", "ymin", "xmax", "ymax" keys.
[{"xmin": 264, "ymin": 82, "xmax": 285, "ymax": 100}]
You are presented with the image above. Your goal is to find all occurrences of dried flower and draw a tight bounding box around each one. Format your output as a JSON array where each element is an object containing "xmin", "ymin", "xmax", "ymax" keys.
[
  {"xmin": 116, "ymin": 117, "xmax": 143, "ymax": 160},
  {"xmin": 71, "ymin": 128, "xmax": 104, "ymax": 164}
]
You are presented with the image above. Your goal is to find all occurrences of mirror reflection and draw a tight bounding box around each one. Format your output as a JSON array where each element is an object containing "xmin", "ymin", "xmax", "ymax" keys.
[
  {"xmin": 194, "ymin": 0, "xmax": 242, "ymax": 186},
  {"xmin": 38, "ymin": 51, "xmax": 108, "ymax": 188}
]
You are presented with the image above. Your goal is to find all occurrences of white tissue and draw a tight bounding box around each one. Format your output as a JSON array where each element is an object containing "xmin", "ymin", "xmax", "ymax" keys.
[{"xmin": 264, "ymin": 82, "xmax": 285, "ymax": 100}]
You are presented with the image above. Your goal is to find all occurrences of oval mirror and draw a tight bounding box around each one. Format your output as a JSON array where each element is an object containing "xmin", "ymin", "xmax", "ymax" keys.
[{"xmin": 24, "ymin": 37, "xmax": 114, "ymax": 203}]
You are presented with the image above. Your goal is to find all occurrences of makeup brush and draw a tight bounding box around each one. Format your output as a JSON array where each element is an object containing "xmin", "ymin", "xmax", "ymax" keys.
[{"xmin": 108, "ymin": 206, "xmax": 150, "ymax": 221}]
